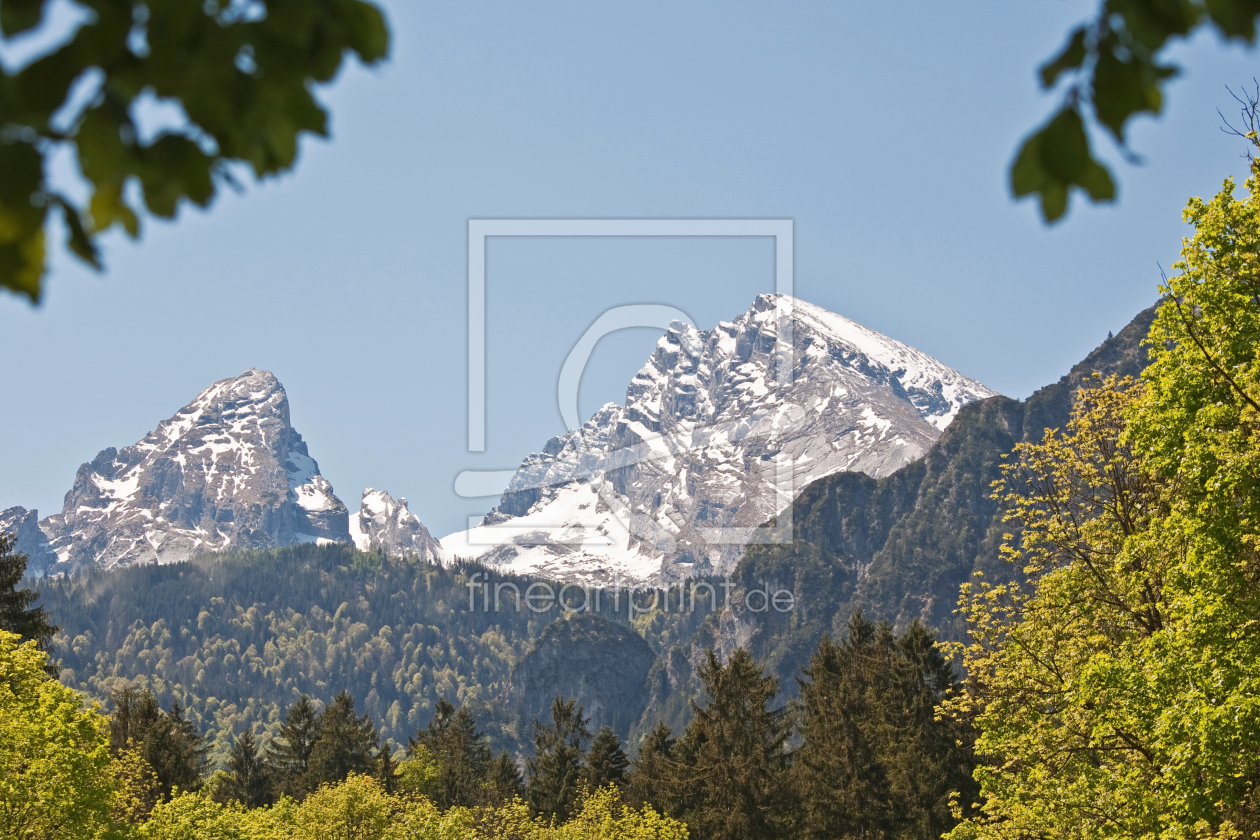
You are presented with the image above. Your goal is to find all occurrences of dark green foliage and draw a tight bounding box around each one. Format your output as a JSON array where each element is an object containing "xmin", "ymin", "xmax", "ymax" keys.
[
  {"xmin": 266, "ymin": 695, "xmax": 320, "ymax": 799},
  {"xmin": 0, "ymin": 532, "xmax": 57, "ymax": 653},
  {"xmin": 671, "ymin": 649, "xmax": 793, "ymax": 840},
  {"xmin": 527, "ymin": 696, "xmax": 592, "ymax": 822},
  {"xmin": 625, "ymin": 722, "xmax": 677, "ymax": 813},
  {"xmin": 407, "ymin": 699, "xmax": 491, "ymax": 809},
  {"xmin": 306, "ymin": 690, "xmax": 382, "ymax": 789},
  {"xmin": 583, "ymin": 726, "xmax": 629, "ymax": 791},
  {"xmin": 40, "ymin": 543, "xmax": 717, "ymax": 765},
  {"xmin": 0, "ymin": 0, "xmax": 390, "ymax": 302},
  {"xmin": 487, "ymin": 751, "xmax": 525, "ymax": 803},
  {"xmin": 216, "ymin": 732, "xmax": 272, "ymax": 808},
  {"xmin": 792, "ymin": 613, "xmax": 976, "ymax": 840},
  {"xmin": 109, "ymin": 685, "xmax": 209, "ymax": 798},
  {"xmin": 39, "ymin": 545, "xmax": 570, "ymax": 762}
]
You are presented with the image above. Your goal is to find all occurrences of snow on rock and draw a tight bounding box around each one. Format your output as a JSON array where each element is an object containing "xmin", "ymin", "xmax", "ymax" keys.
[
  {"xmin": 441, "ymin": 294, "xmax": 996, "ymax": 585},
  {"xmin": 348, "ymin": 488, "xmax": 446, "ymax": 564},
  {"xmin": 0, "ymin": 507, "xmax": 57, "ymax": 578},
  {"xmin": 37, "ymin": 369, "xmax": 352, "ymax": 574}
]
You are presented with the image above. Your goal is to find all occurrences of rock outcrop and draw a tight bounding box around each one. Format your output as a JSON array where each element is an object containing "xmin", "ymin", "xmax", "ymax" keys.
[
  {"xmin": 500, "ymin": 614, "xmax": 657, "ymax": 740},
  {"xmin": 348, "ymin": 489, "xmax": 445, "ymax": 564},
  {"xmin": 0, "ymin": 506, "xmax": 57, "ymax": 577}
]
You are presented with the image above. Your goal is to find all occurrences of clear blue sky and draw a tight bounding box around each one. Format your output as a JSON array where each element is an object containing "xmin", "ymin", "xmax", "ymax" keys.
[{"xmin": 2, "ymin": 0, "xmax": 1256, "ymax": 538}]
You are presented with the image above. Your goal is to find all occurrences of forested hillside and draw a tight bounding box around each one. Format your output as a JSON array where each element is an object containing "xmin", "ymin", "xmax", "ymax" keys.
[{"xmin": 37, "ymin": 545, "xmax": 726, "ymax": 761}]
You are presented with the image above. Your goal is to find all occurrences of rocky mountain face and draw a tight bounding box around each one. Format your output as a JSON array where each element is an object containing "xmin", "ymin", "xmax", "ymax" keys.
[
  {"xmin": 33, "ymin": 370, "xmax": 351, "ymax": 575},
  {"xmin": 348, "ymin": 489, "xmax": 445, "ymax": 564},
  {"xmin": 443, "ymin": 294, "xmax": 996, "ymax": 585},
  {"xmin": 0, "ymin": 506, "xmax": 57, "ymax": 577},
  {"xmin": 499, "ymin": 614, "xmax": 657, "ymax": 740}
]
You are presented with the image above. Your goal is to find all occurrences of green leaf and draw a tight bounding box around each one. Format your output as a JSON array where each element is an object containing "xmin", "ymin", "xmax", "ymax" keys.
[
  {"xmin": 1039, "ymin": 107, "xmax": 1092, "ymax": 182},
  {"xmin": 0, "ymin": 227, "xmax": 46, "ymax": 303},
  {"xmin": 50, "ymin": 195, "xmax": 101, "ymax": 269},
  {"xmin": 1040, "ymin": 27, "xmax": 1089, "ymax": 89},
  {"xmin": 1108, "ymin": 0, "xmax": 1202, "ymax": 51},
  {"xmin": 1011, "ymin": 132, "xmax": 1047, "ymax": 197},
  {"xmin": 340, "ymin": 0, "xmax": 391, "ymax": 64},
  {"xmin": 1092, "ymin": 33, "xmax": 1172, "ymax": 141},
  {"xmin": 1079, "ymin": 158, "xmax": 1117, "ymax": 201},
  {"xmin": 1039, "ymin": 180, "xmax": 1070, "ymax": 222},
  {"xmin": 0, "ymin": 0, "xmax": 46, "ymax": 38},
  {"xmin": 1010, "ymin": 106, "xmax": 1116, "ymax": 222},
  {"xmin": 1204, "ymin": 0, "xmax": 1260, "ymax": 39}
]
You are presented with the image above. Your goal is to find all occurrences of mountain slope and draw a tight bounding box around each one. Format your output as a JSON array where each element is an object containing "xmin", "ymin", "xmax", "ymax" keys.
[{"xmin": 444, "ymin": 294, "xmax": 995, "ymax": 584}]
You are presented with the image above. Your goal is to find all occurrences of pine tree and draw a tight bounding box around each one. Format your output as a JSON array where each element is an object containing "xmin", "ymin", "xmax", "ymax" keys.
[
  {"xmin": 407, "ymin": 699, "xmax": 491, "ymax": 808},
  {"xmin": 527, "ymin": 695, "xmax": 591, "ymax": 822},
  {"xmin": 625, "ymin": 721, "xmax": 676, "ymax": 813},
  {"xmin": 583, "ymin": 726, "xmax": 629, "ymax": 791},
  {"xmin": 671, "ymin": 648, "xmax": 793, "ymax": 840},
  {"xmin": 793, "ymin": 612, "xmax": 975, "ymax": 840},
  {"xmin": 0, "ymin": 532, "xmax": 57, "ymax": 655},
  {"xmin": 306, "ymin": 690, "xmax": 380, "ymax": 789},
  {"xmin": 217, "ymin": 731, "xmax": 272, "ymax": 808},
  {"xmin": 108, "ymin": 686, "xmax": 208, "ymax": 799},
  {"xmin": 376, "ymin": 746, "xmax": 400, "ymax": 795},
  {"xmin": 487, "ymin": 751, "xmax": 524, "ymax": 804},
  {"xmin": 267, "ymin": 695, "xmax": 320, "ymax": 798}
]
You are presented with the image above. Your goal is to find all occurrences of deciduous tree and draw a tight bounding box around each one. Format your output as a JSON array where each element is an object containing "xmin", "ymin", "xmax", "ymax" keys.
[{"xmin": 0, "ymin": 0, "xmax": 390, "ymax": 303}]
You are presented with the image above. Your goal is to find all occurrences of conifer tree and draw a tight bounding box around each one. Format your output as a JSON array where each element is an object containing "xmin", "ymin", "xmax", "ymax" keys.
[
  {"xmin": 407, "ymin": 698, "xmax": 491, "ymax": 808},
  {"xmin": 306, "ymin": 690, "xmax": 381, "ymax": 789},
  {"xmin": 793, "ymin": 612, "xmax": 974, "ymax": 840},
  {"xmin": 487, "ymin": 751, "xmax": 524, "ymax": 804},
  {"xmin": 671, "ymin": 648, "xmax": 793, "ymax": 840},
  {"xmin": 217, "ymin": 731, "xmax": 272, "ymax": 808},
  {"xmin": 625, "ymin": 721, "xmax": 677, "ymax": 813},
  {"xmin": 0, "ymin": 532, "xmax": 57, "ymax": 655},
  {"xmin": 583, "ymin": 726, "xmax": 629, "ymax": 791},
  {"xmin": 267, "ymin": 695, "xmax": 320, "ymax": 798},
  {"xmin": 527, "ymin": 695, "xmax": 591, "ymax": 822},
  {"xmin": 108, "ymin": 686, "xmax": 208, "ymax": 799}
]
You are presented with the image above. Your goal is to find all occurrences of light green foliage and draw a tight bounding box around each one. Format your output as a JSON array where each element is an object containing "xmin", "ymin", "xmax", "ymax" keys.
[
  {"xmin": 140, "ymin": 776, "xmax": 684, "ymax": 840},
  {"xmin": 0, "ymin": 0, "xmax": 389, "ymax": 303},
  {"xmin": 946, "ymin": 379, "xmax": 1177, "ymax": 839},
  {"xmin": 396, "ymin": 746, "xmax": 441, "ymax": 801},
  {"xmin": 290, "ymin": 772, "xmax": 394, "ymax": 840},
  {"xmin": 140, "ymin": 791, "xmax": 284, "ymax": 840},
  {"xmin": 553, "ymin": 786, "xmax": 688, "ymax": 840},
  {"xmin": 0, "ymin": 629, "xmax": 117, "ymax": 840},
  {"xmin": 1016, "ymin": 1, "xmax": 1260, "ymax": 222},
  {"xmin": 951, "ymin": 163, "xmax": 1260, "ymax": 838}
]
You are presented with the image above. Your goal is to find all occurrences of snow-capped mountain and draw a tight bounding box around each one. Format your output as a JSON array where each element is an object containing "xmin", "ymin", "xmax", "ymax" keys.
[
  {"xmin": 33, "ymin": 369, "xmax": 351, "ymax": 574},
  {"xmin": 349, "ymin": 489, "xmax": 445, "ymax": 564},
  {"xmin": 441, "ymin": 294, "xmax": 997, "ymax": 584}
]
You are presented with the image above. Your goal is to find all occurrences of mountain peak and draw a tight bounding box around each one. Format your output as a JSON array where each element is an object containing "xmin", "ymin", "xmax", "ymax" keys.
[
  {"xmin": 443, "ymin": 294, "xmax": 996, "ymax": 584},
  {"xmin": 37, "ymin": 370, "xmax": 350, "ymax": 574},
  {"xmin": 348, "ymin": 488, "xmax": 445, "ymax": 564}
]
